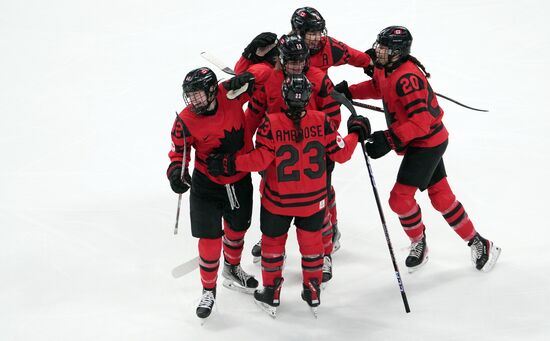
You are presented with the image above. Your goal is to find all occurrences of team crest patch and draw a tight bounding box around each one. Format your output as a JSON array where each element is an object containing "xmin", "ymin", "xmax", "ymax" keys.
[{"xmin": 336, "ymin": 135, "xmax": 345, "ymax": 148}]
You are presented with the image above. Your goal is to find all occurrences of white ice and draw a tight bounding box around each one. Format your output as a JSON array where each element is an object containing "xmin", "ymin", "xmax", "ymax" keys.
[{"xmin": 1, "ymin": 0, "xmax": 549, "ymax": 340}]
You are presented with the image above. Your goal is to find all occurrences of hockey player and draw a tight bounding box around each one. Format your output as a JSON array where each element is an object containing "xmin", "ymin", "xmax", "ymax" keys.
[
  {"xmin": 290, "ymin": 6, "xmax": 375, "ymax": 255},
  {"xmin": 206, "ymin": 74, "xmax": 371, "ymax": 317},
  {"xmin": 236, "ymin": 34, "xmax": 341, "ymax": 283},
  {"xmin": 335, "ymin": 26, "xmax": 501, "ymax": 273},
  {"xmin": 167, "ymin": 67, "xmax": 259, "ymax": 320},
  {"xmin": 290, "ymin": 6, "xmax": 372, "ymax": 74}
]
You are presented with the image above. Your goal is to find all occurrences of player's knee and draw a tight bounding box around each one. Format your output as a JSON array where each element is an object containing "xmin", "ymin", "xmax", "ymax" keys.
[
  {"xmin": 428, "ymin": 178, "xmax": 456, "ymax": 212},
  {"xmin": 389, "ymin": 182, "xmax": 418, "ymax": 215}
]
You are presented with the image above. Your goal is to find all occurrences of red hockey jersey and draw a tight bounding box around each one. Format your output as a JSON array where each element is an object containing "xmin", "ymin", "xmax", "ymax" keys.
[
  {"xmin": 168, "ymin": 85, "xmax": 253, "ymax": 185},
  {"xmin": 235, "ymin": 110, "xmax": 358, "ymax": 217},
  {"xmin": 348, "ymin": 60, "xmax": 448, "ymax": 151},
  {"xmin": 234, "ymin": 57, "xmax": 341, "ymax": 133},
  {"xmin": 309, "ymin": 36, "xmax": 372, "ymax": 73}
]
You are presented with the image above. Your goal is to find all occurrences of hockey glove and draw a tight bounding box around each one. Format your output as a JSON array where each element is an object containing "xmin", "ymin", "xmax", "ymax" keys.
[
  {"xmin": 243, "ymin": 32, "xmax": 278, "ymax": 63},
  {"xmin": 363, "ymin": 48, "xmax": 376, "ymax": 77},
  {"xmin": 207, "ymin": 153, "xmax": 236, "ymax": 177},
  {"xmin": 167, "ymin": 163, "xmax": 191, "ymax": 194},
  {"xmin": 223, "ymin": 72, "xmax": 255, "ymax": 92},
  {"xmin": 334, "ymin": 80, "xmax": 353, "ymax": 100},
  {"xmin": 365, "ymin": 130, "xmax": 402, "ymax": 159},
  {"xmin": 347, "ymin": 115, "xmax": 371, "ymax": 141}
]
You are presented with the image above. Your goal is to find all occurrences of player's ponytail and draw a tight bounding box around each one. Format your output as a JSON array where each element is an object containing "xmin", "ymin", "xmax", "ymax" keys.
[{"xmin": 408, "ymin": 55, "xmax": 430, "ymax": 78}]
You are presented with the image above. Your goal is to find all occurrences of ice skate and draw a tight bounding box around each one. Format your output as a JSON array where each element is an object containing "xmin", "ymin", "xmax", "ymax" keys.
[
  {"xmin": 196, "ymin": 287, "xmax": 216, "ymax": 322},
  {"xmin": 406, "ymin": 235, "xmax": 429, "ymax": 273},
  {"xmin": 332, "ymin": 223, "xmax": 341, "ymax": 254},
  {"xmin": 222, "ymin": 262, "xmax": 258, "ymax": 294},
  {"xmin": 468, "ymin": 233, "xmax": 501, "ymax": 272},
  {"xmin": 321, "ymin": 255, "xmax": 332, "ymax": 288},
  {"xmin": 301, "ymin": 278, "xmax": 321, "ymax": 318},
  {"xmin": 254, "ymin": 278, "xmax": 284, "ymax": 318},
  {"xmin": 251, "ymin": 239, "xmax": 261, "ymax": 263}
]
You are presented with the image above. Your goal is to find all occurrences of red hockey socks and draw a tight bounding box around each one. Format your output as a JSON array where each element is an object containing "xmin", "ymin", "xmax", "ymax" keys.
[
  {"xmin": 260, "ymin": 234, "xmax": 287, "ymax": 286},
  {"xmin": 198, "ymin": 237, "xmax": 222, "ymax": 289},
  {"xmin": 389, "ymin": 182, "xmax": 425, "ymax": 242},
  {"xmin": 321, "ymin": 210, "xmax": 333, "ymax": 254},
  {"xmin": 296, "ymin": 228, "xmax": 324, "ymax": 286},
  {"xmin": 428, "ymin": 178, "xmax": 477, "ymax": 241},
  {"xmin": 222, "ymin": 221, "xmax": 246, "ymax": 266}
]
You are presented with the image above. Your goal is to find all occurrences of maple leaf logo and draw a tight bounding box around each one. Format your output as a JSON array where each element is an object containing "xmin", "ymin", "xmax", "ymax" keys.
[
  {"xmin": 382, "ymin": 100, "xmax": 397, "ymax": 126},
  {"xmin": 213, "ymin": 127, "xmax": 244, "ymax": 154}
]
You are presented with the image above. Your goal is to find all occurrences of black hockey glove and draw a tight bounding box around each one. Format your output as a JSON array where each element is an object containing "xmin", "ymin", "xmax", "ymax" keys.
[
  {"xmin": 363, "ymin": 48, "xmax": 376, "ymax": 77},
  {"xmin": 334, "ymin": 80, "xmax": 353, "ymax": 100},
  {"xmin": 167, "ymin": 163, "xmax": 191, "ymax": 194},
  {"xmin": 223, "ymin": 72, "xmax": 255, "ymax": 92},
  {"xmin": 243, "ymin": 32, "xmax": 278, "ymax": 63},
  {"xmin": 207, "ymin": 153, "xmax": 236, "ymax": 177},
  {"xmin": 347, "ymin": 115, "xmax": 371, "ymax": 141},
  {"xmin": 365, "ymin": 130, "xmax": 402, "ymax": 159}
]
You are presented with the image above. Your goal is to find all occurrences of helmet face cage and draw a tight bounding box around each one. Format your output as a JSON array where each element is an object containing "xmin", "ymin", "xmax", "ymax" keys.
[
  {"xmin": 182, "ymin": 67, "xmax": 218, "ymax": 114},
  {"xmin": 291, "ymin": 7, "xmax": 326, "ymax": 54},
  {"xmin": 278, "ymin": 35, "xmax": 310, "ymax": 74},
  {"xmin": 281, "ymin": 73, "xmax": 313, "ymax": 116},
  {"xmin": 374, "ymin": 26, "xmax": 412, "ymax": 60}
]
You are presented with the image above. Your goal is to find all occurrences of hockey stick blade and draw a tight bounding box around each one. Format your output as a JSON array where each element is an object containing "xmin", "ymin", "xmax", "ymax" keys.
[
  {"xmin": 171, "ymin": 256, "xmax": 199, "ymax": 278},
  {"xmin": 200, "ymin": 51, "xmax": 236, "ymax": 75},
  {"xmin": 330, "ymin": 90, "xmax": 357, "ymax": 116}
]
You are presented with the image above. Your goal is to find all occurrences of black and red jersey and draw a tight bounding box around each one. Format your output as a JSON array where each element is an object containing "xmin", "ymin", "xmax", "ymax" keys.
[
  {"xmin": 309, "ymin": 36, "xmax": 372, "ymax": 73},
  {"xmin": 348, "ymin": 60, "xmax": 448, "ymax": 151},
  {"xmin": 234, "ymin": 57, "xmax": 341, "ymax": 133},
  {"xmin": 235, "ymin": 110, "xmax": 358, "ymax": 217},
  {"xmin": 168, "ymin": 84, "xmax": 253, "ymax": 185}
]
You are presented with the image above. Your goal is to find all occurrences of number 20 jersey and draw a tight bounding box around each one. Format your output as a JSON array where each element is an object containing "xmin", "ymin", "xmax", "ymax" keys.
[{"xmin": 235, "ymin": 110, "xmax": 358, "ymax": 217}]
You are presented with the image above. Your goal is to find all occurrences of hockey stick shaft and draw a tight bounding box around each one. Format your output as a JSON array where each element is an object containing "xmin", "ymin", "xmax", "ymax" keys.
[
  {"xmin": 174, "ymin": 112, "xmax": 190, "ymax": 235},
  {"xmin": 434, "ymin": 92, "xmax": 488, "ymax": 112},
  {"xmin": 330, "ymin": 90, "xmax": 411, "ymax": 313}
]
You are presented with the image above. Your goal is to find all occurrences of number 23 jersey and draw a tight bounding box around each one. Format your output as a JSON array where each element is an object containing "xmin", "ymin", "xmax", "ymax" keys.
[{"xmin": 235, "ymin": 110, "xmax": 358, "ymax": 217}]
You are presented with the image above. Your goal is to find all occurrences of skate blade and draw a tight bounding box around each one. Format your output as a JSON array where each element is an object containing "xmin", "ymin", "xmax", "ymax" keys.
[
  {"xmin": 481, "ymin": 245, "xmax": 501, "ymax": 273},
  {"xmin": 331, "ymin": 241, "xmax": 341, "ymax": 254},
  {"xmin": 254, "ymin": 300, "xmax": 277, "ymax": 318},
  {"xmin": 310, "ymin": 306, "xmax": 319, "ymax": 319},
  {"xmin": 407, "ymin": 255, "xmax": 429, "ymax": 274},
  {"xmin": 252, "ymin": 256, "xmax": 261, "ymax": 264},
  {"xmin": 222, "ymin": 279, "xmax": 256, "ymax": 294}
]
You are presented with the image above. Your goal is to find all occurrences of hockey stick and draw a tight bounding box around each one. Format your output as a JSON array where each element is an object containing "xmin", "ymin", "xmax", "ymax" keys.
[
  {"xmin": 351, "ymin": 100, "xmax": 384, "ymax": 113},
  {"xmin": 174, "ymin": 112, "xmax": 191, "ymax": 235},
  {"xmin": 330, "ymin": 90, "xmax": 411, "ymax": 313},
  {"xmin": 434, "ymin": 92, "xmax": 488, "ymax": 112},
  {"xmin": 201, "ymin": 51, "xmax": 487, "ymax": 113},
  {"xmin": 172, "ymin": 256, "xmax": 199, "ymax": 278}
]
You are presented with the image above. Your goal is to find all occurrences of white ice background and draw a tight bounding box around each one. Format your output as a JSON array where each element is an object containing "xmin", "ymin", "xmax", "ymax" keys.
[{"xmin": 1, "ymin": 0, "xmax": 549, "ymax": 340}]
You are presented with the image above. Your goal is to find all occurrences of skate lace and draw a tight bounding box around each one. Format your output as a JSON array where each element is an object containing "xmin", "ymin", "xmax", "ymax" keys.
[
  {"xmin": 233, "ymin": 265, "xmax": 251, "ymax": 285},
  {"xmin": 409, "ymin": 240, "xmax": 425, "ymax": 258},
  {"xmin": 198, "ymin": 291, "xmax": 215, "ymax": 309},
  {"xmin": 471, "ymin": 238, "xmax": 484, "ymax": 260}
]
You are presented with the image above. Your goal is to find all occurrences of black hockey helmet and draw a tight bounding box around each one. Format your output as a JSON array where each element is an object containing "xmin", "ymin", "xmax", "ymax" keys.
[
  {"xmin": 281, "ymin": 73, "xmax": 312, "ymax": 119},
  {"xmin": 291, "ymin": 7, "xmax": 326, "ymax": 34},
  {"xmin": 182, "ymin": 67, "xmax": 218, "ymax": 115},
  {"xmin": 278, "ymin": 34, "xmax": 309, "ymax": 73},
  {"xmin": 290, "ymin": 7, "xmax": 326, "ymax": 54},
  {"xmin": 374, "ymin": 26, "xmax": 413, "ymax": 65}
]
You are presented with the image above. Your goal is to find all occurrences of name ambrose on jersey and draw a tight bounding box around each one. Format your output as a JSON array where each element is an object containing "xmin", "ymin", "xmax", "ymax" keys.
[{"xmin": 275, "ymin": 125, "xmax": 323, "ymax": 143}]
